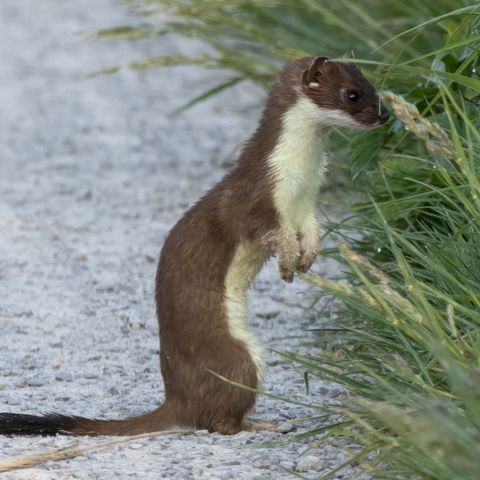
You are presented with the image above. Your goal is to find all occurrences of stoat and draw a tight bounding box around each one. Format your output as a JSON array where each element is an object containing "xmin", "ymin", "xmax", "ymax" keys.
[{"xmin": 0, "ymin": 56, "xmax": 389, "ymax": 436}]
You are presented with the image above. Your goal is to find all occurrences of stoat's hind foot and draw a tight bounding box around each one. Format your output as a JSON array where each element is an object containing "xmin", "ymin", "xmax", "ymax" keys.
[
  {"xmin": 209, "ymin": 417, "xmax": 243, "ymax": 435},
  {"xmin": 242, "ymin": 419, "xmax": 277, "ymax": 432}
]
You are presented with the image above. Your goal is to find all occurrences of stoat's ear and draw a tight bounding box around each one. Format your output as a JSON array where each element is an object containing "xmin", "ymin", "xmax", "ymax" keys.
[{"xmin": 301, "ymin": 56, "xmax": 329, "ymax": 88}]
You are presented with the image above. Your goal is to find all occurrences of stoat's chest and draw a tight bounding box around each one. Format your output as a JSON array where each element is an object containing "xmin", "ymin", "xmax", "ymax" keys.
[{"xmin": 267, "ymin": 98, "xmax": 328, "ymax": 230}]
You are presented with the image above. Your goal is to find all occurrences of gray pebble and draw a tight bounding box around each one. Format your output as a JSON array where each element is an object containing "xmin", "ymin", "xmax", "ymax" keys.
[
  {"xmin": 129, "ymin": 443, "xmax": 144, "ymax": 450},
  {"xmin": 55, "ymin": 373, "xmax": 73, "ymax": 382},
  {"xmin": 276, "ymin": 421, "xmax": 295, "ymax": 433},
  {"xmin": 51, "ymin": 359, "xmax": 62, "ymax": 369},
  {"xmin": 296, "ymin": 455, "xmax": 323, "ymax": 472},
  {"xmin": 280, "ymin": 460, "xmax": 295, "ymax": 471},
  {"xmin": 26, "ymin": 378, "xmax": 44, "ymax": 387}
]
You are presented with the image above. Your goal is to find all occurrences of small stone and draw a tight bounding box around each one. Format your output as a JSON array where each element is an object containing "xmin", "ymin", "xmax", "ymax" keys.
[
  {"xmin": 73, "ymin": 250, "xmax": 88, "ymax": 261},
  {"xmin": 194, "ymin": 429, "xmax": 209, "ymax": 436},
  {"xmin": 55, "ymin": 373, "xmax": 73, "ymax": 382},
  {"xmin": 296, "ymin": 455, "xmax": 323, "ymax": 472},
  {"xmin": 280, "ymin": 460, "xmax": 295, "ymax": 471},
  {"xmin": 129, "ymin": 443, "xmax": 143, "ymax": 449},
  {"xmin": 276, "ymin": 421, "xmax": 295, "ymax": 433},
  {"xmin": 256, "ymin": 310, "xmax": 279, "ymax": 320},
  {"xmin": 82, "ymin": 307, "xmax": 96, "ymax": 317},
  {"xmin": 26, "ymin": 378, "xmax": 44, "ymax": 387},
  {"xmin": 95, "ymin": 273, "xmax": 118, "ymax": 293},
  {"xmin": 268, "ymin": 359, "xmax": 282, "ymax": 366},
  {"xmin": 233, "ymin": 431, "xmax": 254, "ymax": 441},
  {"xmin": 51, "ymin": 359, "xmax": 61, "ymax": 369}
]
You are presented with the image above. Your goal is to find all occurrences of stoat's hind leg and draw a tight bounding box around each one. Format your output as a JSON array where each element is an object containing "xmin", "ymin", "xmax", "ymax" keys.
[{"xmin": 199, "ymin": 340, "xmax": 258, "ymax": 435}]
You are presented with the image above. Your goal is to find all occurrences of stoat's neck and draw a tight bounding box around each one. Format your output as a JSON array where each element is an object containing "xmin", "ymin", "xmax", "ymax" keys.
[{"xmin": 267, "ymin": 97, "xmax": 329, "ymax": 231}]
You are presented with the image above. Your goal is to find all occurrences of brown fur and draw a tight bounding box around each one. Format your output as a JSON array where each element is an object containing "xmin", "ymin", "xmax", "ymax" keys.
[{"xmin": 0, "ymin": 56, "xmax": 388, "ymax": 437}]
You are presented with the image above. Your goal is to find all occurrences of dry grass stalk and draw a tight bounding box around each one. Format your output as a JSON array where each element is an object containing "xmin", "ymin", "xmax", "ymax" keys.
[
  {"xmin": 380, "ymin": 90, "xmax": 456, "ymax": 164},
  {"xmin": 0, "ymin": 429, "xmax": 195, "ymax": 473},
  {"xmin": 339, "ymin": 245, "xmax": 426, "ymax": 326},
  {"xmin": 339, "ymin": 244, "xmax": 390, "ymax": 285}
]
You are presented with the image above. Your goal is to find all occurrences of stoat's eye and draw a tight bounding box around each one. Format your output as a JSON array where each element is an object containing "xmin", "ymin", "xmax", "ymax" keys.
[{"xmin": 345, "ymin": 90, "xmax": 359, "ymax": 102}]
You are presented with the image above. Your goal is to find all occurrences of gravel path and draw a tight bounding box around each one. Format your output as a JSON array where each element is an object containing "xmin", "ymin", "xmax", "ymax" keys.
[{"xmin": 0, "ymin": 2, "xmax": 368, "ymax": 479}]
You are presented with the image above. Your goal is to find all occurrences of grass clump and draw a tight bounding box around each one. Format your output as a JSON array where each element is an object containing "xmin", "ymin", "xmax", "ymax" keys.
[{"xmin": 294, "ymin": 45, "xmax": 480, "ymax": 480}]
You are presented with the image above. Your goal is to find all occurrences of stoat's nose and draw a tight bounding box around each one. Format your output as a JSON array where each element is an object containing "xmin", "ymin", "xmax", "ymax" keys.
[{"xmin": 378, "ymin": 108, "xmax": 390, "ymax": 124}]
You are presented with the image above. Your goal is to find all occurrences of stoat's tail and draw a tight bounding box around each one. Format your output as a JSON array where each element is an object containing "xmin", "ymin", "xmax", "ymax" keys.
[{"xmin": 0, "ymin": 402, "xmax": 176, "ymax": 436}]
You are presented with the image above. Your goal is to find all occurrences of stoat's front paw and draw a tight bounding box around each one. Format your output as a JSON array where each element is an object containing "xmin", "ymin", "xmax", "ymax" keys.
[
  {"xmin": 273, "ymin": 232, "xmax": 300, "ymax": 283},
  {"xmin": 297, "ymin": 251, "xmax": 317, "ymax": 273},
  {"xmin": 279, "ymin": 263, "xmax": 294, "ymax": 283},
  {"xmin": 297, "ymin": 231, "xmax": 320, "ymax": 273}
]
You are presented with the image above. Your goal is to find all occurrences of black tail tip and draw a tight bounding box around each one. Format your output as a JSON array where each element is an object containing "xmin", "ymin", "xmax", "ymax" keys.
[{"xmin": 0, "ymin": 412, "xmax": 77, "ymax": 436}]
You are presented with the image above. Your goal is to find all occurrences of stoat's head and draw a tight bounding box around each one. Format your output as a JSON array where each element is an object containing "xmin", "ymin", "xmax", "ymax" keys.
[{"xmin": 295, "ymin": 55, "xmax": 389, "ymax": 129}]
